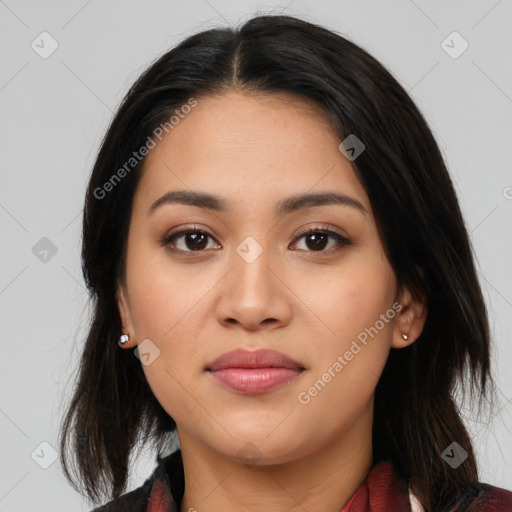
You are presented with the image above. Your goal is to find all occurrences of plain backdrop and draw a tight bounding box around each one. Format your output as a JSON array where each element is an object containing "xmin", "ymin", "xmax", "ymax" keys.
[{"xmin": 0, "ymin": 1, "xmax": 511, "ymax": 510}]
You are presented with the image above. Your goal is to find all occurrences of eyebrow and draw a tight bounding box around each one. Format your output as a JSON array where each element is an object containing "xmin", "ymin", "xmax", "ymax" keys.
[{"xmin": 147, "ymin": 190, "xmax": 367, "ymax": 217}]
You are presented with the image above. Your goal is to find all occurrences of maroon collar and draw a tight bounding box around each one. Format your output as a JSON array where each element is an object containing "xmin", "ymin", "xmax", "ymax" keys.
[{"xmin": 340, "ymin": 460, "xmax": 412, "ymax": 511}]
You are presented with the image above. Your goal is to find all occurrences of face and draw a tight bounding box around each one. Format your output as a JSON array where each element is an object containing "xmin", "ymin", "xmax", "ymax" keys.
[{"xmin": 117, "ymin": 90, "xmax": 425, "ymax": 464}]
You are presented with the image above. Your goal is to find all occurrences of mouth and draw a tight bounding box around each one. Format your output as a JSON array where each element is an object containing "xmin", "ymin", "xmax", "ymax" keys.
[{"xmin": 205, "ymin": 348, "xmax": 306, "ymax": 394}]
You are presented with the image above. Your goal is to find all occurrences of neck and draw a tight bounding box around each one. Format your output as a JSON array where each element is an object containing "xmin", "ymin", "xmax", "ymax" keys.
[{"xmin": 178, "ymin": 400, "xmax": 374, "ymax": 512}]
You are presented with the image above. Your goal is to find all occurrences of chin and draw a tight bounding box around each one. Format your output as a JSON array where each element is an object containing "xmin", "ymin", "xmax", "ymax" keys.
[{"xmin": 209, "ymin": 430, "xmax": 308, "ymax": 466}]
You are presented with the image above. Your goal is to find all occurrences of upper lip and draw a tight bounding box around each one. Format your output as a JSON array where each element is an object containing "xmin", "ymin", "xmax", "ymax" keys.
[{"xmin": 206, "ymin": 349, "xmax": 305, "ymax": 371}]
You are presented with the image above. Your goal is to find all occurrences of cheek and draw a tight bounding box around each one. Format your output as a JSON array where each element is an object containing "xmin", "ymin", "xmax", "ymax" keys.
[
  {"xmin": 125, "ymin": 249, "xmax": 217, "ymax": 391},
  {"xmin": 127, "ymin": 256, "xmax": 212, "ymax": 425},
  {"xmin": 126, "ymin": 245, "xmax": 210, "ymax": 339},
  {"xmin": 298, "ymin": 255, "xmax": 396, "ymax": 351},
  {"xmin": 294, "ymin": 253, "xmax": 397, "ymax": 418},
  {"xmin": 293, "ymin": 272, "xmax": 395, "ymax": 432}
]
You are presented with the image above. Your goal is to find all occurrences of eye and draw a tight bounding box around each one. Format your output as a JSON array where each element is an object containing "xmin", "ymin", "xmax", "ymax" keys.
[
  {"xmin": 160, "ymin": 226, "xmax": 220, "ymax": 253},
  {"xmin": 290, "ymin": 226, "xmax": 351, "ymax": 254}
]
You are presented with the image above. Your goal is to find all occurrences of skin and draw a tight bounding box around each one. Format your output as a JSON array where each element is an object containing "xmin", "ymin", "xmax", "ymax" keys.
[{"xmin": 116, "ymin": 90, "xmax": 427, "ymax": 512}]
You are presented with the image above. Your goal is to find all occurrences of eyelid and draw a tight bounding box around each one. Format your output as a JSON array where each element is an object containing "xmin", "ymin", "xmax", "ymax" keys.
[{"xmin": 293, "ymin": 223, "xmax": 348, "ymax": 240}]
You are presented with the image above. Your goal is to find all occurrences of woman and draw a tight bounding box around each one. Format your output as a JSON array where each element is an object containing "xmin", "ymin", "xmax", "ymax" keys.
[{"xmin": 59, "ymin": 14, "xmax": 512, "ymax": 512}]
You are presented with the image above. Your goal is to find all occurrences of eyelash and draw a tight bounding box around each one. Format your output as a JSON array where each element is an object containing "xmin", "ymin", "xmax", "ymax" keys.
[{"xmin": 159, "ymin": 224, "xmax": 351, "ymax": 256}]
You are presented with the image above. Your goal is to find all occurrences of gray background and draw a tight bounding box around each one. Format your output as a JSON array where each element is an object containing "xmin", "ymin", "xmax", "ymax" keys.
[{"xmin": 0, "ymin": 1, "xmax": 511, "ymax": 510}]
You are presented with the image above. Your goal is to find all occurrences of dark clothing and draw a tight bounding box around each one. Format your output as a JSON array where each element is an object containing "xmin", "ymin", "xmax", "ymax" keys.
[{"xmin": 91, "ymin": 449, "xmax": 512, "ymax": 511}]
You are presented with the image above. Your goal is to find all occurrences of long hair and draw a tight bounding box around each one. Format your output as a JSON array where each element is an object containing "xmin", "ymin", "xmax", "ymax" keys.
[{"xmin": 59, "ymin": 14, "xmax": 497, "ymax": 511}]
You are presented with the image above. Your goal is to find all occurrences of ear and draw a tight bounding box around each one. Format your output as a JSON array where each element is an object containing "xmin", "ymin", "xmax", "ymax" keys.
[
  {"xmin": 391, "ymin": 283, "xmax": 428, "ymax": 349},
  {"xmin": 116, "ymin": 283, "xmax": 137, "ymax": 348}
]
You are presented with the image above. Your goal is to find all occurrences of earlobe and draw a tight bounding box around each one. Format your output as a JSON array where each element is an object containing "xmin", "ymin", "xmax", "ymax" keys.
[
  {"xmin": 391, "ymin": 286, "xmax": 428, "ymax": 349},
  {"xmin": 393, "ymin": 318, "xmax": 414, "ymax": 349},
  {"xmin": 116, "ymin": 284, "xmax": 136, "ymax": 348}
]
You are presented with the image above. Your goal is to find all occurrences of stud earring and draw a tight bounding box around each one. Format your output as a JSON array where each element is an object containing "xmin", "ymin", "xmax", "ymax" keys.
[
  {"xmin": 402, "ymin": 332, "xmax": 409, "ymax": 340},
  {"xmin": 118, "ymin": 333, "xmax": 130, "ymax": 346}
]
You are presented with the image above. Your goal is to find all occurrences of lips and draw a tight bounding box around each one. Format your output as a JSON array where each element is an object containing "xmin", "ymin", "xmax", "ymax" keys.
[
  {"xmin": 206, "ymin": 348, "xmax": 305, "ymax": 371},
  {"xmin": 206, "ymin": 349, "xmax": 306, "ymax": 394}
]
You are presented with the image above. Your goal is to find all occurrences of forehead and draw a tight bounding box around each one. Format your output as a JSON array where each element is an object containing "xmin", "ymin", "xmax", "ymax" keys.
[{"xmin": 134, "ymin": 90, "xmax": 371, "ymax": 216}]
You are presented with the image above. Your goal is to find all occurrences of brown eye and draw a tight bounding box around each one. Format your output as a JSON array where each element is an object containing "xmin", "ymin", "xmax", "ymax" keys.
[
  {"xmin": 291, "ymin": 228, "xmax": 351, "ymax": 253},
  {"xmin": 161, "ymin": 229, "xmax": 219, "ymax": 252}
]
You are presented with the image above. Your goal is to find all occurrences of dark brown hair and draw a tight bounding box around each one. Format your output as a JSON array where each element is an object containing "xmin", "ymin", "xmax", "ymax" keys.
[{"xmin": 59, "ymin": 14, "xmax": 497, "ymax": 511}]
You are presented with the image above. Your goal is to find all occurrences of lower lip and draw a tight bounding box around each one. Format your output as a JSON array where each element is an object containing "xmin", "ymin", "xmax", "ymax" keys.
[{"xmin": 207, "ymin": 367, "xmax": 304, "ymax": 394}]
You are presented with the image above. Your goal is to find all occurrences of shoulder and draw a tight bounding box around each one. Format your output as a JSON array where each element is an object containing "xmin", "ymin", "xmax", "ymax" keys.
[
  {"xmin": 88, "ymin": 450, "xmax": 183, "ymax": 512},
  {"xmin": 88, "ymin": 457, "xmax": 166, "ymax": 512},
  {"xmin": 465, "ymin": 482, "xmax": 512, "ymax": 511},
  {"xmin": 89, "ymin": 484, "xmax": 149, "ymax": 512}
]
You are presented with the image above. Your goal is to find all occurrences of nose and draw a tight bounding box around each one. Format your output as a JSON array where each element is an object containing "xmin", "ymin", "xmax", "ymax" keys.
[{"xmin": 215, "ymin": 239, "xmax": 293, "ymax": 332}]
